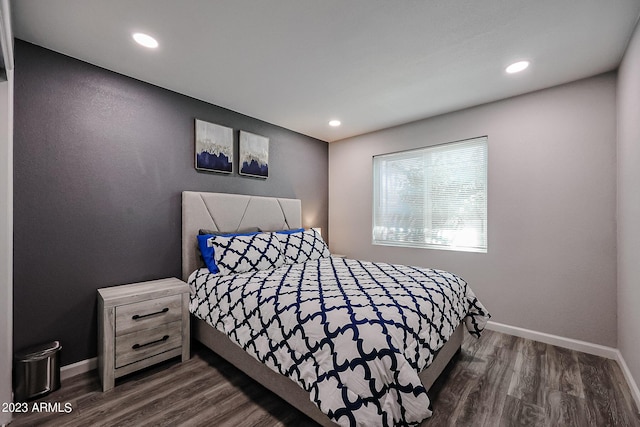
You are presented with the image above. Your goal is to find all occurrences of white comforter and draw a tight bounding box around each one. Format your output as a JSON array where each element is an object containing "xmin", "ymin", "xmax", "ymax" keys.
[{"xmin": 189, "ymin": 256, "xmax": 490, "ymax": 426}]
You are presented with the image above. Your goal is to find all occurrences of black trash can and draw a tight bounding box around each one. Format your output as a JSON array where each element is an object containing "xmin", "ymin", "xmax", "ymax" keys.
[{"xmin": 13, "ymin": 341, "xmax": 62, "ymax": 402}]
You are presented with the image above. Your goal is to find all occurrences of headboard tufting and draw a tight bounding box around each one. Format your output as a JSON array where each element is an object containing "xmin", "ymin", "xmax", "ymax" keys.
[{"xmin": 182, "ymin": 191, "xmax": 302, "ymax": 281}]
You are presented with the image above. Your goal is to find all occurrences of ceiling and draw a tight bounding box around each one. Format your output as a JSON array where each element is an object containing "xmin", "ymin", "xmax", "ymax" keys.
[{"xmin": 11, "ymin": 0, "xmax": 640, "ymax": 142}]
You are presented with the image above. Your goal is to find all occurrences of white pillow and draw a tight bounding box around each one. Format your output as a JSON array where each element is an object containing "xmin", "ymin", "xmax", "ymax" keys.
[
  {"xmin": 206, "ymin": 233, "xmax": 284, "ymax": 275},
  {"xmin": 274, "ymin": 229, "xmax": 330, "ymax": 264}
]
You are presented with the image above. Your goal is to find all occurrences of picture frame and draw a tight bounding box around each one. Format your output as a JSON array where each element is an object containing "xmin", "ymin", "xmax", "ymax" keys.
[
  {"xmin": 194, "ymin": 119, "xmax": 234, "ymax": 173},
  {"xmin": 239, "ymin": 131, "xmax": 269, "ymax": 178}
]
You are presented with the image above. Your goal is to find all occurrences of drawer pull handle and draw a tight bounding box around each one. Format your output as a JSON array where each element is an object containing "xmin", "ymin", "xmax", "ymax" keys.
[
  {"xmin": 132, "ymin": 307, "xmax": 169, "ymax": 320},
  {"xmin": 132, "ymin": 335, "xmax": 170, "ymax": 350}
]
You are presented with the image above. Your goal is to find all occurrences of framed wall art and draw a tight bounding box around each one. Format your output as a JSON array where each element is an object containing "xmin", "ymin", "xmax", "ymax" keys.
[
  {"xmin": 239, "ymin": 131, "xmax": 269, "ymax": 178},
  {"xmin": 195, "ymin": 119, "xmax": 234, "ymax": 173}
]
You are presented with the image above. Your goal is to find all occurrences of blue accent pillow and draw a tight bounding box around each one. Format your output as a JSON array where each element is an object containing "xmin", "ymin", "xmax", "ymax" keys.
[
  {"xmin": 197, "ymin": 234, "xmax": 219, "ymax": 274},
  {"xmin": 274, "ymin": 228, "xmax": 330, "ymax": 264},
  {"xmin": 203, "ymin": 233, "xmax": 285, "ymax": 275},
  {"xmin": 274, "ymin": 228, "xmax": 305, "ymax": 235}
]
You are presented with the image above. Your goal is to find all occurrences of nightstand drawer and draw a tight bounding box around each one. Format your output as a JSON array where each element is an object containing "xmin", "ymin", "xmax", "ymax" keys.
[
  {"xmin": 115, "ymin": 294, "xmax": 182, "ymax": 336},
  {"xmin": 115, "ymin": 321, "xmax": 182, "ymax": 368}
]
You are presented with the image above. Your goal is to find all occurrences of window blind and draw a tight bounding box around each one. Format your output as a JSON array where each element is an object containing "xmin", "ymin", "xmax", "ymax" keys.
[{"xmin": 373, "ymin": 136, "xmax": 487, "ymax": 253}]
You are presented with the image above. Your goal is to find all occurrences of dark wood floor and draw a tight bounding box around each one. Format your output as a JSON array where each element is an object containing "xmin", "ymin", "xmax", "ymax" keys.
[{"xmin": 10, "ymin": 330, "xmax": 640, "ymax": 426}]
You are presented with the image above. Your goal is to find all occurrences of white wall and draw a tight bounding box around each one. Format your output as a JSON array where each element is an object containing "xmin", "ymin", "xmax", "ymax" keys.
[
  {"xmin": 618, "ymin": 19, "xmax": 640, "ymax": 391},
  {"xmin": 0, "ymin": 68, "xmax": 13, "ymax": 425},
  {"xmin": 329, "ymin": 74, "xmax": 617, "ymax": 347},
  {"xmin": 0, "ymin": 3, "xmax": 14, "ymax": 421}
]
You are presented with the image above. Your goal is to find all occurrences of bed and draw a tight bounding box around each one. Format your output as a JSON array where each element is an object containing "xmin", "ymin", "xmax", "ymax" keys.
[{"xmin": 182, "ymin": 191, "xmax": 490, "ymax": 426}]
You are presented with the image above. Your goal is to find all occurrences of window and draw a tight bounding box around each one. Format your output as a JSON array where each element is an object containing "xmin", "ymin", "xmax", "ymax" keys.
[{"xmin": 373, "ymin": 136, "xmax": 487, "ymax": 253}]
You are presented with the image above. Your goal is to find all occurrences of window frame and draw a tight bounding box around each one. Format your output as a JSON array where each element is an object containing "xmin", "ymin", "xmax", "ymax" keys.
[{"xmin": 372, "ymin": 136, "xmax": 488, "ymax": 253}]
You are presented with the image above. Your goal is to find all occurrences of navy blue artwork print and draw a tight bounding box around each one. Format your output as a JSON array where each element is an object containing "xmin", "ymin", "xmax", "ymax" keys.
[
  {"xmin": 239, "ymin": 131, "xmax": 269, "ymax": 178},
  {"xmin": 195, "ymin": 119, "xmax": 234, "ymax": 173}
]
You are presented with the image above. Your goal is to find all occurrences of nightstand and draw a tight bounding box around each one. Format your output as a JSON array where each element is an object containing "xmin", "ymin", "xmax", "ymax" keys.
[{"xmin": 97, "ymin": 277, "xmax": 190, "ymax": 391}]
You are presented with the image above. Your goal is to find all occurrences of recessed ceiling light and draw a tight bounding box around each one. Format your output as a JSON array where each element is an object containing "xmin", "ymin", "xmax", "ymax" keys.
[
  {"xmin": 505, "ymin": 61, "xmax": 529, "ymax": 74},
  {"xmin": 329, "ymin": 120, "xmax": 341, "ymax": 127},
  {"xmin": 132, "ymin": 32, "xmax": 159, "ymax": 49}
]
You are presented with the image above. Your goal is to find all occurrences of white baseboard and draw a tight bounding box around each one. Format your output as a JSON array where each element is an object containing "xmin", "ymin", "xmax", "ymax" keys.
[
  {"xmin": 60, "ymin": 357, "xmax": 97, "ymax": 381},
  {"xmin": 485, "ymin": 321, "xmax": 619, "ymax": 359}
]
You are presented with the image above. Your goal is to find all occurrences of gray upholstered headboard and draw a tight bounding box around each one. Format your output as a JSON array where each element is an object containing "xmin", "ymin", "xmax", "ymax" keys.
[{"xmin": 182, "ymin": 191, "xmax": 302, "ymax": 281}]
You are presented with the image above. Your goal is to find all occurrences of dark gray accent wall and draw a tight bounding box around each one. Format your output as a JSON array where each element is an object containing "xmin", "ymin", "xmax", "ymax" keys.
[{"xmin": 13, "ymin": 40, "xmax": 328, "ymax": 365}]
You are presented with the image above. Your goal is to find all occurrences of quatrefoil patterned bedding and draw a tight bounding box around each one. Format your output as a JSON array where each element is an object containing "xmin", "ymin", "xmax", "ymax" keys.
[{"xmin": 189, "ymin": 251, "xmax": 490, "ymax": 426}]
